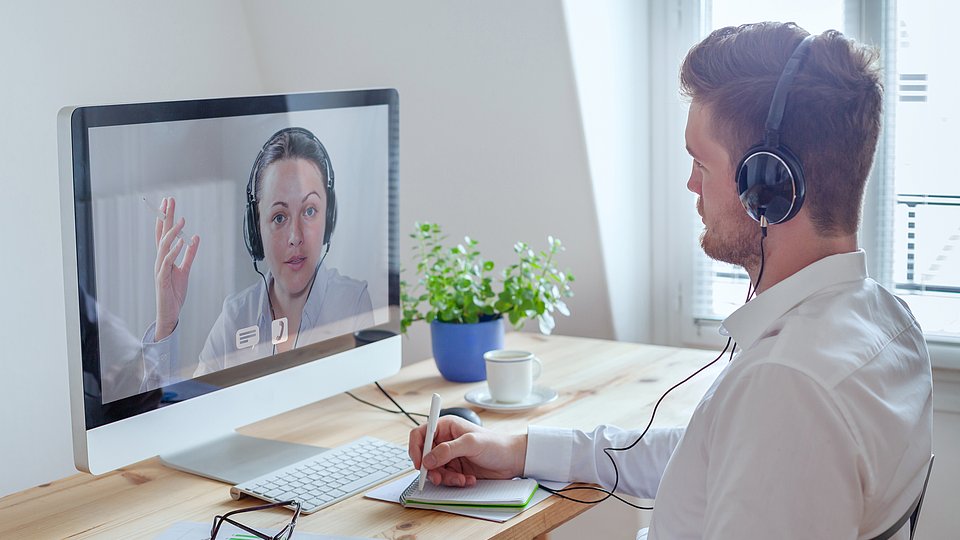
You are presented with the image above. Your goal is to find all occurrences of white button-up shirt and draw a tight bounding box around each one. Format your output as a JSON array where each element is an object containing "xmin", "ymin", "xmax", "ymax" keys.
[{"xmin": 524, "ymin": 251, "xmax": 932, "ymax": 539}]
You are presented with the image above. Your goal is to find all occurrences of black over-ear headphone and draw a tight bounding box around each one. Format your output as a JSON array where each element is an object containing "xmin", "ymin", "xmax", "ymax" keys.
[
  {"xmin": 736, "ymin": 34, "xmax": 815, "ymax": 226},
  {"xmin": 243, "ymin": 127, "xmax": 337, "ymax": 261}
]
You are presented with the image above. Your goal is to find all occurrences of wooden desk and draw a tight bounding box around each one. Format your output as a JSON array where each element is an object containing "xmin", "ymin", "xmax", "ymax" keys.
[{"xmin": 0, "ymin": 334, "xmax": 724, "ymax": 539}]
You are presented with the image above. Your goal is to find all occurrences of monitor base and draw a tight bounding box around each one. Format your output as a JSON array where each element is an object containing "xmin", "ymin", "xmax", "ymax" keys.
[{"xmin": 160, "ymin": 432, "xmax": 326, "ymax": 484}]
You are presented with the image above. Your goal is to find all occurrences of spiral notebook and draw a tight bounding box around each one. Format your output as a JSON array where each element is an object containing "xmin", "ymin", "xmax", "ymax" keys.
[{"xmin": 399, "ymin": 477, "xmax": 539, "ymax": 512}]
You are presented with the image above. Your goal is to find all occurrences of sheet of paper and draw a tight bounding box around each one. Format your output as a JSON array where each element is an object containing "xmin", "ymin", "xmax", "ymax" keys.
[
  {"xmin": 363, "ymin": 471, "xmax": 568, "ymax": 523},
  {"xmin": 154, "ymin": 520, "xmax": 373, "ymax": 540}
]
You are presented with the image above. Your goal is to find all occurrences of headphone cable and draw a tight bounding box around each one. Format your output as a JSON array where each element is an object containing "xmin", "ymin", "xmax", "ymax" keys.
[
  {"xmin": 255, "ymin": 243, "xmax": 331, "ymax": 353},
  {"xmin": 338, "ymin": 233, "xmax": 770, "ymax": 509},
  {"xmin": 539, "ymin": 229, "xmax": 768, "ymax": 509},
  {"xmin": 536, "ymin": 337, "xmax": 733, "ymax": 509}
]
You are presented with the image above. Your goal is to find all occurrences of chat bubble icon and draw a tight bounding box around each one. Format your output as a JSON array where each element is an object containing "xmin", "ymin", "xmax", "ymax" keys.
[{"xmin": 236, "ymin": 325, "xmax": 260, "ymax": 349}]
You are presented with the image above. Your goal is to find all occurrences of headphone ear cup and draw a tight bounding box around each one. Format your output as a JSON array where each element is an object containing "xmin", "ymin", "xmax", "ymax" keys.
[
  {"xmin": 324, "ymin": 188, "xmax": 337, "ymax": 245},
  {"xmin": 244, "ymin": 199, "xmax": 264, "ymax": 261},
  {"xmin": 736, "ymin": 144, "xmax": 805, "ymax": 224}
]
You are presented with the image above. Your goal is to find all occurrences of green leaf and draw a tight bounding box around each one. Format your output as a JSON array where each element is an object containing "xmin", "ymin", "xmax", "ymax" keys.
[{"xmin": 403, "ymin": 222, "xmax": 573, "ymax": 336}]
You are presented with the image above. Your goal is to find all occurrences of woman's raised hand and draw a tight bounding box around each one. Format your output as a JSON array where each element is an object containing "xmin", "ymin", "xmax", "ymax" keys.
[{"xmin": 153, "ymin": 197, "xmax": 200, "ymax": 341}]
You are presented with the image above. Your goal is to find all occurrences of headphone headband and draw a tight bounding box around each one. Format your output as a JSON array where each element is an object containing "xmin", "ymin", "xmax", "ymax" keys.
[
  {"xmin": 763, "ymin": 35, "xmax": 815, "ymax": 147},
  {"xmin": 248, "ymin": 127, "xmax": 335, "ymax": 201},
  {"xmin": 735, "ymin": 34, "xmax": 815, "ymax": 226}
]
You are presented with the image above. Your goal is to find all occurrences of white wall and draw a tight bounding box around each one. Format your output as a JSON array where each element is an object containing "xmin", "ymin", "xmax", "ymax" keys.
[
  {"xmin": 239, "ymin": 0, "xmax": 615, "ymax": 364},
  {"xmin": 0, "ymin": 0, "xmax": 614, "ymax": 497},
  {"xmin": 0, "ymin": 0, "xmax": 266, "ymax": 498},
  {"xmin": 563, "ymin": 0, "xmax": 652, "ymax": 343}
]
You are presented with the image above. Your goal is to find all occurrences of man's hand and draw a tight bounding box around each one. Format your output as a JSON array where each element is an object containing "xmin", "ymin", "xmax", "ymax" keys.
[{"xmin": 408, "ymin": 416, "xmax": 527, "ymax": 487}]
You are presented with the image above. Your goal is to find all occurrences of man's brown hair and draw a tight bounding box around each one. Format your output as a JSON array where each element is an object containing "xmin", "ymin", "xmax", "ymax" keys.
[{"xmin": 680, "ymin": 22, "xmax": 882, "ymax": 236}]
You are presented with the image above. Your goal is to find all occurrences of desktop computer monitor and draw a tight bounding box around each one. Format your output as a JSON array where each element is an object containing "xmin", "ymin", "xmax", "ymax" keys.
[{"xmin": 58, "ymin": 89, "xmax": 401, "ymax": 481}]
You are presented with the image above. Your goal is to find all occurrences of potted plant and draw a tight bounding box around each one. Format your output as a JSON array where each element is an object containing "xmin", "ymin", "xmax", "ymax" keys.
[{"xmin": 401, "ymin": 222, "xmax": 575, "ymax": 382}]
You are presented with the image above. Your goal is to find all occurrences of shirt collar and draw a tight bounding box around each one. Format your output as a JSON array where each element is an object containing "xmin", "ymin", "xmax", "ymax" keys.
[{"xmin": 719, "ymin": 250, "xmax": 868, "ymax": 350}]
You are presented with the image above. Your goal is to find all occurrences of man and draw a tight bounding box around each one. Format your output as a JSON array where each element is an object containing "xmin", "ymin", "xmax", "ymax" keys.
[{"xmin": 409, "ymin": 22, "xmax": 932, "ymax": 539}]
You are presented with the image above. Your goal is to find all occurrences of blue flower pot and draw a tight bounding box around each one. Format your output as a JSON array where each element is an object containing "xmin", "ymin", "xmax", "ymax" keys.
[{"xmin": 430, "ymin": 317, "xmax": 504, "ymax": 382}]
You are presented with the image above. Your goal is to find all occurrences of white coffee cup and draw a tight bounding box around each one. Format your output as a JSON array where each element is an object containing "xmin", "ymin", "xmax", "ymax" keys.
[{"xmin": 484, "ymin": 349, "xmax": 543, "ymax": 403}]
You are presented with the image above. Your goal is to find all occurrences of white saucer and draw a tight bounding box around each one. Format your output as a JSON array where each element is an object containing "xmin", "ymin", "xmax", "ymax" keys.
[{"xmin": 464, "ymin": 385, "xmax": 559, "ymax": 412}]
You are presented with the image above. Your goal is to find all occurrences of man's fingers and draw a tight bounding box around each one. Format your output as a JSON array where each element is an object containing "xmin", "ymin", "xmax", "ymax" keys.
[
  {"xmin": 408, "ymin": 424, "xmax": 426, "ymax": 467},
  {"xmin": 424, "ymin": 433, "xmax": 476, "ymax": 469},
  {"xmin": 433, "ymin": 467, "xmax": 477, "ymax": 488}
]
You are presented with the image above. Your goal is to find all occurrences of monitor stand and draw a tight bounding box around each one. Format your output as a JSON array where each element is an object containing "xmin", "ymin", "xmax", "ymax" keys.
[{"xmin": 160, "ymin": 433, "xmax": 327, "ymax": 484}]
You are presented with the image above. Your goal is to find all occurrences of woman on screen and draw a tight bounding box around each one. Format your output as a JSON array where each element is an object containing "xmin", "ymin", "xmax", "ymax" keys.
[{"xmin": 142, "ymin": 127, "xmax": 374, "ymax": 387}]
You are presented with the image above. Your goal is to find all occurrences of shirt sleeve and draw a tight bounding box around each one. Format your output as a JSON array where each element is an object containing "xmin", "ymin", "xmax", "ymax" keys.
[
  {"xmin": 524, "ymin": 424, "xmax": 685, "ymax": 499},
  {"xmin": 140, "ymin": 321, "xmax": 180, "ymax": 392},
  {"xmin": 702, "ymin": 362, "xmax": 862, "ymax": 539}
]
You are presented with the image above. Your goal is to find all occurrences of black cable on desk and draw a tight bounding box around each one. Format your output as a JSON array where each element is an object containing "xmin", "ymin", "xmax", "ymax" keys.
[{"xmin": 344, "ymin": 381, "xmax": 427, "ymax": 427}]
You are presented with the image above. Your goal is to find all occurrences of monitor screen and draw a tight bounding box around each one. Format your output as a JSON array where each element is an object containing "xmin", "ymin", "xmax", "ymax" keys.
[{"xmin": 59, "ymin": 90, "xmax": 401, "ymax": 475}]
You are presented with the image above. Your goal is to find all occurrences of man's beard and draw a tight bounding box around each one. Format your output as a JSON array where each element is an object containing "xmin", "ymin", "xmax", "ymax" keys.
[{"xmin": 698, "ymin": 198, "xmax": 762, "ymax": 270}]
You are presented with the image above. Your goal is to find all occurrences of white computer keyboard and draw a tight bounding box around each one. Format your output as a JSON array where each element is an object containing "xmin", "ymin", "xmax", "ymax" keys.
[{"xmin": 230, "ymin": 436, "xmax": 414, "ymax": 513}]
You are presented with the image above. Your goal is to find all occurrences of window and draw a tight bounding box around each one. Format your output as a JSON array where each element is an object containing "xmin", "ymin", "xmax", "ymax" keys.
[
  {"xmin": 654, "ymin": 1, "xmax": 960, "ymax": 363},
  {"xmin": 888, "ymin": 1, "xmax": 960, "ymax": 339},
  {"xmin": 692, "ymin": 2, "xmax": 844, "ymax": 325}
]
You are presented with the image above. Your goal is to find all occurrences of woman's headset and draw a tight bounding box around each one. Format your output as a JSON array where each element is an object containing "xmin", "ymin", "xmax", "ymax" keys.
[
  {"xmin": 243, "ymin": 127, "xmax": 337, "ymax": 261},
  {"xmin": 735, "ymin": 34, "xmax": 815, "ymax": 226}
]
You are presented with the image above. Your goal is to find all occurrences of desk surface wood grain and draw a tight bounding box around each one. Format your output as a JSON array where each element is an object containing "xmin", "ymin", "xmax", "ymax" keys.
[{"xmin": 0, "ymin": 333, "xmax": 724, "ymax": 539}]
